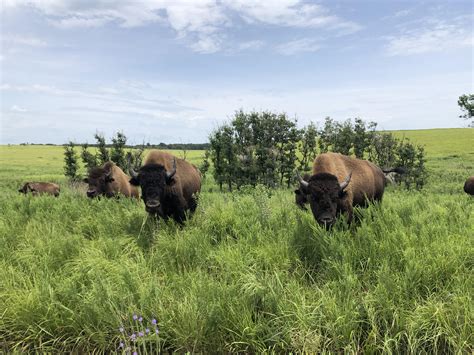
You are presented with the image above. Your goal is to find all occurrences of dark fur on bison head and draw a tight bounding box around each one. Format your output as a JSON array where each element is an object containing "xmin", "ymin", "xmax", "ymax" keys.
[
  {"xmin": 129, "ymin": 160, "xmax": 177, "ymax": 216},
  {"xmin": 298, "ymin": 171, "xmax": 351, "ymax": 228}
]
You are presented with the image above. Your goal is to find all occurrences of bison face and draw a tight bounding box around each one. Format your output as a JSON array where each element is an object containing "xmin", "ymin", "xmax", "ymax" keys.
[
  {"xmin": 129, "ymin": 161, "xmax": 176, "ymax": 214},
  {"xmin": 298, "ymin": 172, "xmax": 351, "ymax": 228},
  {"xmin": 84, "ymin": 169, "xmax": 114, "ymax": 198}
]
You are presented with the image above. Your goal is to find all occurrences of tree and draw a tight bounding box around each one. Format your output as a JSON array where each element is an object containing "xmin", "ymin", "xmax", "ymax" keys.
[
  {"xmin": 458, "ymin": 94, "xmax": 474, "ymax": 127},
  {"xmin": 110, "ymin": 132, "xmax": 127, "ymax": 170},
  {"xmin": 64, "ymin": 141, "xmax": 79, "ymax": 180},
  {"xmin": 81, "ymin": 143, "xmax": 98, "ymax": 172},
  {"xmin": 94, "ymin": 133, "xmax": 109, "ymax": 164},
  {"xmin": 299, "ymin": 122, "xmax": 318, "ymax": 171}
]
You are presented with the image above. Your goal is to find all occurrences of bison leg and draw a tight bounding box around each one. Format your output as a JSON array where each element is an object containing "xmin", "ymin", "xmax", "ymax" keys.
[{"xmin": 188, "ymin": 196, "xmax": 198, "ymax": 213}]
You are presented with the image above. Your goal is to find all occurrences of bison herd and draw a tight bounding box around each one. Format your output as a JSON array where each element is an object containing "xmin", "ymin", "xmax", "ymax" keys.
[{"xmin": 18, "ymin": 149, "xmax": 474, "ymax": 228}]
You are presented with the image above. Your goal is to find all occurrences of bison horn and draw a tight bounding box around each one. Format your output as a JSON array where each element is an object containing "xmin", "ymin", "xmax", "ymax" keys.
[
  {"xmin": 296, "ymin": 171, "xmax": 309, "ymax": 188},
  {"xmin": 340, "ymin": 171, "xmax": 352, "ymax": 190},
  {"xmin": 127, "ymin": 154, "xmax": 138, "ymax": 179},
  {"xmin": 166, "ymin": 158, "xmax": 177, "ymax": 180}
]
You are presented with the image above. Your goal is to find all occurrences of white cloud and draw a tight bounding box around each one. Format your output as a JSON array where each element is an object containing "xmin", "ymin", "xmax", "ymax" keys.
[
  {"xmin": 238, "ymin": 40, "xmax": 264, "ymax": 51},
  {"xmin": 10, "ymin": 105, "xmax": 28, "ymax": 112},
  {"xmin": 276, "ymin": 38, "xmax": 321, "ymax": 55},
  {"xmin": 386, "ymin": 18, "xmax": 473, "ymax": 56},
  {"xmin": 2, "ymin": 0, "xmax": 359, "ymax": 53}
]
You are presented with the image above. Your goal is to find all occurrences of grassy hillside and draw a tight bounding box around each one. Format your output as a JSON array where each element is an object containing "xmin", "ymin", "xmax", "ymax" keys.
[{"xmin": 0, "ymin": 129, "xmax": 473, "ymax": 353}]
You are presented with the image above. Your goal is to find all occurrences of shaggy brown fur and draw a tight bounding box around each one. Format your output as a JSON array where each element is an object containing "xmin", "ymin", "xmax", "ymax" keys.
[
  {"xmin": 18, "ymin": 182, "xmax": 60, "ymax": 197},
  {"xmin": 298, "ymin": 152, "xmax": 386, "ymax": 227},
  {"xmin": 84, "ymin": 161, "xmax": 139, "ymax": 198},
  {"xmin": 464, "ymin": 176, "xmax": 474, "ymax": 195},
  {"xmin": 130, "ymin": 150, "xmax": 201, "ymax": 223}
]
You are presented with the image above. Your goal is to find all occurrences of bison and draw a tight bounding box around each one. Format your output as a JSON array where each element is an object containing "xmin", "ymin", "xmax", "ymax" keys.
[
  {"xmin": 18, "ymin": 182, "xmax": 60, "ymax": 197},
  {"xmin": 129, "ymin": 150, "xmax": 201, "ymax": 224},
  {"xmin": 464, "ymin": 176, "xmax": 474, "ymax": 195},
  {"xmin": 84, "ymin": 161, "xmax": 139, "ymax": 199},
  {"xmin": 296, "ymin": 152, "xmax": 389, "ymax": 228}
]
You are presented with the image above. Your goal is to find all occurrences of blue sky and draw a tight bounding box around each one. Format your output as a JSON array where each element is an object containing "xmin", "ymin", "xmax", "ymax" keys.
[{"xmin": 1, "ymin": 0, "xmax": 472, "ymax": 144}]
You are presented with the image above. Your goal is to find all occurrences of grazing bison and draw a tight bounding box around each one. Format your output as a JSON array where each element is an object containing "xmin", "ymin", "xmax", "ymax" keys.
[
  {"xmin": 294, "ymin": 173, "xmax": 310, "ymax": 210},
  {"xmin": 18, "ymin": 182, "xmax": 60, "ymax": 197},
  {"xmin": 129, "ymin": 150, "xmax": 201, "ymax": 224},
  {"xmin": 84, "ymin": 161, "xmax": 139, "ymax": 199},
  {"xmin": 464, "ymin": 176, "xmax": 474, "ymax": 195},
  {"xmin": 296, "ymin": 152, "xmax": 388, "ymax": 228}
]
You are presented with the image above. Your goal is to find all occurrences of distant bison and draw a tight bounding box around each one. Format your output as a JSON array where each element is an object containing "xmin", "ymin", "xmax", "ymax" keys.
[
  {"xmin": 296, "ymin": 152, "xmax": 388, "ymax": 228},
  {"xmin": 18, "ymin": 182, "xmax": 60, "ymax": 197},
  {"xmin": 129, "ymin": 150, "xmax": 201, "ymax": 224},
  {"xmin": 464, "ymin": 176, "xmax": 474, "ymax": 195},
  {"xmin": 84, "ymin": 161, "xmax": 139, "ymax": 199},
  {"xmin": 382, "ymin": 167, "xmax": 407, "ymax": 185}
]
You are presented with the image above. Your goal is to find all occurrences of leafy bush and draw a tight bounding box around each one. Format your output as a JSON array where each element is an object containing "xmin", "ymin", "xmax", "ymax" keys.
[{"xmin": 63, "ymin": 141, "xmax": 79, "ymax": 180}]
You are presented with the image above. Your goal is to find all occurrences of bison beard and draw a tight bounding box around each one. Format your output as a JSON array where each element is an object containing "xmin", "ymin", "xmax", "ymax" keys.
[{"xmin": 296, "ymin": 152, "xmax": 387, "ymax": 228}]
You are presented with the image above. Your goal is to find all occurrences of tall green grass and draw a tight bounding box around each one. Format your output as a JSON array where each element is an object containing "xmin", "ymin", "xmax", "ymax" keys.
[{"xmin": 0, "ymin": 129, "xmax": 473, "ymax": 352}]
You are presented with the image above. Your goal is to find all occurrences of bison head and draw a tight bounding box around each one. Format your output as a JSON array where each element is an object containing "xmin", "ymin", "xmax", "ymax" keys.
[
  {"xmin": 83, "ymin": 167, "xmax": 114, "ymax": 198},
  {"xmin": 297, "ymin": 171, "xmax": 351, "ymax": 228},
  {"xmin": 129, "ymin": 159, "xmax": 176, "ymax": 214}
]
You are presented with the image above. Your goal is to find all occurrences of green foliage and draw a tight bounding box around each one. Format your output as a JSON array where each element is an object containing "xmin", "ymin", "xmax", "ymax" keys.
[
  {"xmin": 63, "ymin": 141, "xmax": 79, "ymax": 180},
  {"xmin": 80, "ymin": 143, "xmax": 98, "ymax": 172},
  {"xmin": 457, "ymin": 93, "xmax": 474, "ymax": 126},
  {"xmin": 199, "ymin": 150, "xmax": 211, "ymax": 179},
  {"xmin": 94, "ymin": 133, "xmax": 110, "ymax": 164},
  {"xmin": 209, "ymin": 110, "xmax": 303, "ymax": 190},
  {"xmin": 298, "ymin": 122, "xmax": 318, "ymax": 171},
  {"xmin": 110, "ymin": 132, "xmax": 127, "ymax": 170}
]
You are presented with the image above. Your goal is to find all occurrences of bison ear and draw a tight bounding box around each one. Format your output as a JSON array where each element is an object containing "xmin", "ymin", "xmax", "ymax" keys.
[
  {"xmin": 105, "ymin": 176, "xmax": 115, "ymax": 183},
  {"xmin": 339, "ymin": 189, "xmax": 348, "ymax": 199},
  {"xmin": 129, "ymin": 176, "xmax": 140, "ymax": 186}
]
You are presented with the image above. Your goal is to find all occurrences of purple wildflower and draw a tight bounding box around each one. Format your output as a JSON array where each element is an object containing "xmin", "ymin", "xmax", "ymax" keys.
[
  {"xmin": 138, "ymin": 316, "xmax": 143, "ymax": 322},
  {"xmin": 138, "ymin": 331, "xmax": 144, "ymax": 337},
  {"xmin": 130, "ymin": 333, "xmax": 137, "ymax": 342},
  {"xmin": 119, "ymin": 327, "xmax": 124, "ymax": 333},
  {"xmin": 151, "ymin": 318, "xmax": 157, "ymax": 325},
  {"xmin": 155, "ymin": 328, "xmax": 160, "ymax": 335},
  {"xmin": 118, "ymin": 342, "xmax": 124, "ymax": 349},
  {"xmin": 133, "ymin": 352, "xmax": 138, "ymax": 355},
  {"xmin": 132, "ymin": 314, "xmax": 138, "ymax": 321},
  {"xmin": 145, "ymin": 328, "xmax": 150, "ymax": 334}
]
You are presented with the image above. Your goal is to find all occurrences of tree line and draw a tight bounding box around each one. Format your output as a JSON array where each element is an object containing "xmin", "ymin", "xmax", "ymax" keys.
[{"xmin": 206, "ymin": 111, "xmax": 427, "ymax": 191}]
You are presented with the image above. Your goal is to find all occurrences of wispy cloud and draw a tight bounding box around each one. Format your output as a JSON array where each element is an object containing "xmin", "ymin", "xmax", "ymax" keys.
[
  {"xmin": 385, "ymin": 17, "xmax": 473, "ymax": 56},
  {"xmin": 276, "ymin": 38, "xmax": 321, "ymax": 56},
  {"xmin": 2, "ymin": 0, "xmax": 359, "ymax": 53},
  {"xmin": 10, "ymin": 105, "xmax": 28, "ymax": 112}
]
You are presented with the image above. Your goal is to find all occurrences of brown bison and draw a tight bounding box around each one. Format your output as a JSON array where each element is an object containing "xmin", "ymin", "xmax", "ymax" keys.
[
  {"xmin": 84, "ymin": 161, "xmax": 139, "ymax": 199},
  {"xmin": 296, "ymin": 152, "xmax": 389, "ymax": 227},
  {"xmin": 464, "ymin": 176, "xmax": 474, "ymax": 195},
  {"xmin": 129, "ymin": 150, "xmax": 201, "ymax": 224},
  {"xmin": 18, "ymin": 182, "xmax": 60, "ymax": 197}
]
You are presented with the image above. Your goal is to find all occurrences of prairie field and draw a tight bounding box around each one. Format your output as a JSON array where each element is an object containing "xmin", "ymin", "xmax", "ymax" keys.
[{"xmin": 0, "ymin": 128, "xmax": 473, "ymax": 353}]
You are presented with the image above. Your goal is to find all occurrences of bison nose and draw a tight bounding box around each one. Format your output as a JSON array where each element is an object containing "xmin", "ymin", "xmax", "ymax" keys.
[
  {"xmin": 146, "ymin": 200, "xmax": 160, "ymax": 208},
  {"xmin": 318, "ymin": 216, "xmax": 334, "ymax": 225},
  {"xmin": 87, "ymin": 190, "xmax": 97, "ymax": 198}
]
